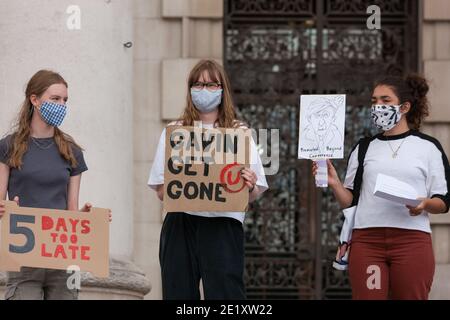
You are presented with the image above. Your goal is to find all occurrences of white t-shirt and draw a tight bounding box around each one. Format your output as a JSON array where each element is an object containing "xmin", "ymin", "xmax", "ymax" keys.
[
  {"xmin": 148, "ymin": 122, "xmax": 269, "ymax": 223},
  {"xmin": 344, "ymin": 130, "xmax": 450, "ymax": 233}
]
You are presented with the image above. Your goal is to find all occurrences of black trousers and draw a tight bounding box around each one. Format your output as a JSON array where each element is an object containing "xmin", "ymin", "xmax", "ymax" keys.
[{"xmin": 159, "ymin": 212, "xmax": 246, "ymax": 300}]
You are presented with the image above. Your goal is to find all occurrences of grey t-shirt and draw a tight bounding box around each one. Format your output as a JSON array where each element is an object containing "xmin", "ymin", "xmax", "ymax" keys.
[{"xmin": 0, "ymin": 135, "xmax": 88, "ymax": 210}]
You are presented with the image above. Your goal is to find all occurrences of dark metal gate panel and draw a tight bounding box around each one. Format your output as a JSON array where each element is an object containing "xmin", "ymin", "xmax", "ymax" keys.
[{"xmin": 224, "ymin": 0, "xmax": 418, "ymax": 299}]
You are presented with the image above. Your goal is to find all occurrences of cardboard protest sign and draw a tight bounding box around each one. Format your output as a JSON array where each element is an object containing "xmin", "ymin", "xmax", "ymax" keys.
[
  {"xmin": 0, "ymin": 201, "xmax": 109, "ymax": 277},
  {"xmin": 164, "ymin": 126, "xmax": 251, "ymax": 212},
  {"xmin": 298, "ymin": 94, "xmax": 346, "ymax": 159}
]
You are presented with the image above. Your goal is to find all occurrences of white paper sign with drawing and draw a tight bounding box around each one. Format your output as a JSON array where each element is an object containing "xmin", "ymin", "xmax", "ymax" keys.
[
  {"xmin": 298, "ymin": 94, "xmax": 346, "ymax": 188},
  {"xmin": 298, "ymin": 94, "xmax": 346, "ymax": 160}
]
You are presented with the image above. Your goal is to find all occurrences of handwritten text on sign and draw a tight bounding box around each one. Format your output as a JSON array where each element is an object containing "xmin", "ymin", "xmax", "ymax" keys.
[
  {"xmin": 0, "ymin": 201, "xmax": 110, "ymax": 277},
  {"xmin": 164, "ymin": 126, "xmax": 251, "ymax": 212}
]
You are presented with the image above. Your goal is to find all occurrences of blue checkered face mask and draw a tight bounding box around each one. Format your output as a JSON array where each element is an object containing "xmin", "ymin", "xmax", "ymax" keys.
[
  {"xmin": 191, "ymin": 88, "xmax": 223, "ymax": 113},
  {"xmin": 38, "ymin": 101, "xmax": 67, "ymax": 127},
  {"xmin": 371, "ymin": 104, "xmax": 403, "ymax": 131}
]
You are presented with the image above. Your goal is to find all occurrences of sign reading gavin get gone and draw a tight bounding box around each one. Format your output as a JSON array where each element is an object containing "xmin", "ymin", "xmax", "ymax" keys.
[{"xmin": 164, "ymin": 126, "xmax": 251, "ymax": 212}]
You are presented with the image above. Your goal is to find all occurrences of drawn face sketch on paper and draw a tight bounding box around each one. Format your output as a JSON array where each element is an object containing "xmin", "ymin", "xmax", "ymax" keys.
[{"xmin": 303, "ymin": 97, "xmax": 343, "ymax": 153}]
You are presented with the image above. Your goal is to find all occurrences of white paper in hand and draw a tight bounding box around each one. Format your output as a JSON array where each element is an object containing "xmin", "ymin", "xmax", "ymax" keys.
[{"xmin": 373, "ymin": 174, "xmax": 422, "ymax": 207}]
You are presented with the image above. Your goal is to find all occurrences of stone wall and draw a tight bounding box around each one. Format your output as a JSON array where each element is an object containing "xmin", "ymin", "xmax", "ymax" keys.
[{"xmin": 422, "ymin": 0, "xmax": 450, "ymax": 300}]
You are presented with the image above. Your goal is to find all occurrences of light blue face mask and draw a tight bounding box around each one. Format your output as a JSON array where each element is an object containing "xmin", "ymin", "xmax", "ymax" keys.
[
  {"xmin": 38, "ymin": 101, "xmax": 67, "ymax": 127},
  {"xmin": 191, "ymin": 88, "xmax": 223, "ymax": 113}
]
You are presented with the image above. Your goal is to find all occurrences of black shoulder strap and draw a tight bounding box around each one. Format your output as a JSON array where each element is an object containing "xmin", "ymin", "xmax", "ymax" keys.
[{"xmin": 350, "ymin": 136, "xmax": 372, "ymax": 207}]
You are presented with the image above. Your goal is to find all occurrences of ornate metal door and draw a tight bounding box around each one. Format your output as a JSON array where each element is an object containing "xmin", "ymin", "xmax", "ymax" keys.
[{"xmin": 224, "ymin": 0, "xmax": 418, "ymax": 299}]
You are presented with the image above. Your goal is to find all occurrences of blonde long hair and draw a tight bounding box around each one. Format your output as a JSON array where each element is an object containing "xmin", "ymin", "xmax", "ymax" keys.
[
  {"xmin": 178, "ymin": 60, "xmax": 244, "ymax": 128},
  {"xmin": 7, "ymin": 70, "xmax": 81, "ymax": 169}
]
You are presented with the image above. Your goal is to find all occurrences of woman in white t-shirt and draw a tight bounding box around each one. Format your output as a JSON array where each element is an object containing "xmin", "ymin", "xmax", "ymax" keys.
[
  {"xmin": 148, "ymin": 60, "xmax": 268, "ymax": 300},
  {"xmin": 313, "ymin": 74, "xmax": 450, "ymax": 299}
]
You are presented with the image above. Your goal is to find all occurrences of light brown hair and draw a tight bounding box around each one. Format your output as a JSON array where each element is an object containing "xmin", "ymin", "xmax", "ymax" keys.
[
  {"xmin": 7, "ymin": 70, "xmax": 81, "ymax": 169},
  {"xmin": 178, "ymin": 60, "xmax": 244, "ymax": 128}
]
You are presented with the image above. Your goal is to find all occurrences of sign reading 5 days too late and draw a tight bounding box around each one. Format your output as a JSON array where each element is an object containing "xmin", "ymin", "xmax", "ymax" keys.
[{"xmin": 0, "ymin": 201, "xmax": 110, "ymax": 277}]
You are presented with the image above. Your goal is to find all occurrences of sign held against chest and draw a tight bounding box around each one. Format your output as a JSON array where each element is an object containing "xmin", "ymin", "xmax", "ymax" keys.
[{"xmin": 164, "ymin": 126, "xmax": 251, "ymax": 212}]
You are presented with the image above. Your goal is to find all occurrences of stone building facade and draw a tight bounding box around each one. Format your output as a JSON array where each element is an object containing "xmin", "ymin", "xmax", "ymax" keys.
[{"xmin": 0, "ymin": 0, "xmax": 449, "ymax": 299}]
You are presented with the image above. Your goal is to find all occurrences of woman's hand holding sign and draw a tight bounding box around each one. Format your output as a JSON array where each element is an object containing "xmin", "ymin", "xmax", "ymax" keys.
[
  {"xmin": 80, "ymin": 202, "xmax": 112, "ymax": 222},
  {"xmin": 241, "ymin": 168, "xmax": 257, "ymax": 191},
  {"xmin": 80, "ymin": 202, "xmax": 92, "ymax": 212},
  {"xmin": 311, "ymin": 160, "xmax": 353, "ymax": 209},
  {"xmin": 312, "ymin": 160, "xmax": 340, "ymax": 188},
  {"xmin": 241, "ymin": 168, "xmax": 259, "ymax": 202},
  {"xmin": 0, "ymin": 196, "xmax": 20, "ymax": 218}
]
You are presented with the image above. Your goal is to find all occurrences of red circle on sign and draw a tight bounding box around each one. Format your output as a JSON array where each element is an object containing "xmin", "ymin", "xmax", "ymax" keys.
[{"xmin": 219, "ymin": 163, "xmax": 246, "ymax": 193}]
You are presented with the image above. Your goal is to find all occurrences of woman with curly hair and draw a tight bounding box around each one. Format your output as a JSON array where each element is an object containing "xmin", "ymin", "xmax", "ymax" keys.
[{"xmin": 313, "ymin": 74, "xmax": 450, "ymax": 299}]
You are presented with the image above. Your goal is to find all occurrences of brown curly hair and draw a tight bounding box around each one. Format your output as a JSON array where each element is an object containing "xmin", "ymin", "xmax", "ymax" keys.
[{"xmin": 374, "ymin": 73, "xmax": 430, "ymax": 130}]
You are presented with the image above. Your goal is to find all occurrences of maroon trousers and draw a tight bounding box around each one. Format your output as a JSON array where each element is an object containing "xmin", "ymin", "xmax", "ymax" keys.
[{"xmin": 348, "ymin": 227, "xmax": 435, "ymax": 300}]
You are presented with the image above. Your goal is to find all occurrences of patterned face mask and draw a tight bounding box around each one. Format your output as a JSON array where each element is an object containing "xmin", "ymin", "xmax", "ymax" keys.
[
  {"xmin": 371, "ymin": 104, "xmax": 403, "ymax": 131},
  {"xmin": 38, "ymin": 101, "xmax": 67, "ymax": 127},
  {"xmin": 191, "ymin": 88, "xmax": 223, "ymax": 113}
]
